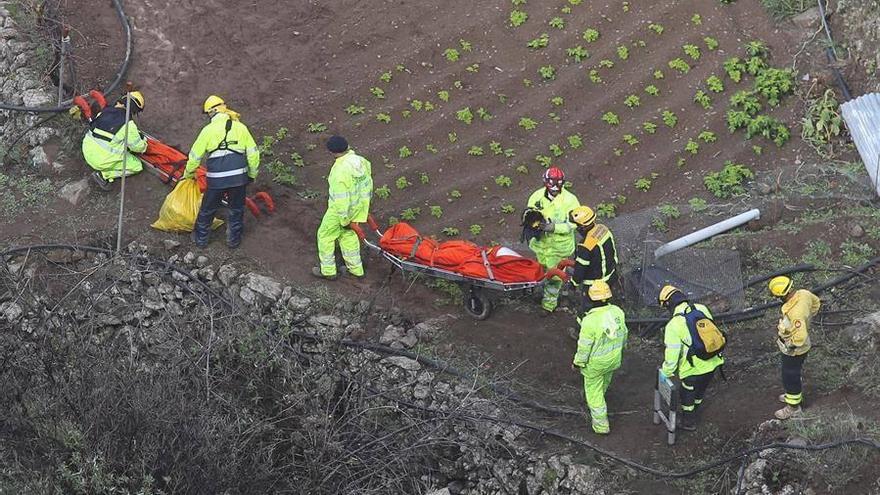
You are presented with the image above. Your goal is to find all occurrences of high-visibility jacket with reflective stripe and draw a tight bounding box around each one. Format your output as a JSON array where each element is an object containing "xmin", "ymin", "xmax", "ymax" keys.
[
  {"xmin": 572, "ymin": 224, "xmax": 618, "ymax": 287},
  {"xmin": 573, "ymin": 304, "xmax": 628, "ymax": 370},
  {"xmin": 185, "ymin": 113, "xmax": 259, "ymax": 189},
  {"xmin": 526, "ymin": 188, "xmax": 580, "ymax": 263},
  {"xmin": 81, "ymin": 107, "xmax": 147, "ymax": 171},
  {"xmin": 661, "ymin": 302, "xmax": 724, "ymax": 379},
  {"xmin": 777, "ymin": 289, "xmax": 820, "ymax": 356},
  {"xmin": 327, "ymin": 150, "xmax": 373, "ymax": 225}
]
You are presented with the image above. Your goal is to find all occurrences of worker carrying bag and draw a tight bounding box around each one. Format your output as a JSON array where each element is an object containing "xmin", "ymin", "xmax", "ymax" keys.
[{"xmin": 680, "ymin": 303, "xmax": 727, "ymax": 365}]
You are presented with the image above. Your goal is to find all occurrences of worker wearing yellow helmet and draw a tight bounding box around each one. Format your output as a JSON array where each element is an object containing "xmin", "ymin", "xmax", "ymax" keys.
[
  {"xmin": 184, "ymin": 95, "xmax": 260, "ymax": 249},
  {"xmin": 658, "ymin": 284, "xmax": 724, "ymax": 431},
  {"xmin": 569, "ymin": 205, "xmax": 619, "ymax": 312},
  {"xmin": 768, "ymin": 276, "xmax": 820, "ymax": 420},
  {"xmin": 572, "ymin": 280, "xmax": 628, "ymax": 434},
  {"xmin": 81, "ymin": 90, "xmax": 148, "ymax": 191}
]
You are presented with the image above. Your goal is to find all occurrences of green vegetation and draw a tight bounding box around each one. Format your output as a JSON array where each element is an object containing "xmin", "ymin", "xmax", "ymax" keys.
[
  {"xmin": 549, "ymin": 16, "xmax": 565, "ymax": 29},
  {"xmin": 698, "ymin": 130, "xmax": 717, "ymax": 143},
  {"xmin": 648, "ymin": 23, "xmax": 664, "ymax": 35},
  {"xmin": 754, "ymin": 67, "xmax": 794, "ymax": 106},
  {"xmin": 398, "ymin": 146, "xmax": 412, "ymax": 159},
  {"xmin": 688, "ymin": 197, "xmax": 708, "ymax": 212},
  {"xmin": 703, "ymin": 161, "xmax": 754, "ymax": 198},
  {"xmin": 623, "ymin": 95, "xmax": 641, "ymax": 108},
  {"xmin": 601, "ymin": 112, "xmax": 620, "ymax": 126},
  {"xmin": 567, "ymin": 134, "xmax": 583, "ymax": 149},
  {"xmin": 644, "ymin": 85, "xmax": 660, "ymax": 96},
  {"xmin": 442, "ymin": 227, "xmax": 460, "ymax": 236},
  {"xmin": 635, "ymin": 176, "xmax": 653, "ymax": 191},
  {"xmin": 801, "ymin": 89, "xmax": 843, "ymax": 156},
  {"xmin": 668, "ymin": 58, "xmax": 691, "ymax": 74},
  {"xmin": 596, "ymin": 202, "xmax": 616, "ymax": 218},
  {"xmin": 566, "ymin": 45, "xmax": 589, "ymax": 62},
  {"xmin": 345, "ymin": 104, "xmax": 365, "ymax": 115},
  {"xmin": 643, "ymin": 121, "xmax": 658, "ymax": 134},
  {"xmin": 510, "ymin": 9, "xmax": 528, "ymax": 27},
  {"xmin": 437, "ymin": 90, "xmax": 450, "ymax": 102},
  {"xmin": 519, "ymin": 117, "xmax": 539, "ymax": 130},
  {"xmin": 400, "ymin": 207, "xmax": 421, "ymax": 220},
  {"xmin": 395, "ymin": 176, "xmax": 412, "ymax": 189},
  {"xmin": 527, "ymin": 33, "xmax": 549, "ymax": 50},
  {"xmin": 704, "ymin": 37, "xmax": 719, "ymax": 50},
  {"xmin": 370, "ymin": 87, "xmax": 386, "ymax": 99},
  {"xmin": 723, "ymin": 57, "xmax": 745, "ymax": 82},
  {"xmin": 468, "ymin": 146, "xmax": 484, "ymax": 156},
  {"xmin": 684, "ymin": 139, "xmax": 700, "ymax": 155},
  {"xmin": 694, "ymin": 90, "xmax": 712, "ymax": 110},
  {"xmin": 374, "ymin": 185, "xmax": 391, "ymax": 199},
  {"xmin": 376, "ymin": 113, "xmax": 392, "ymax": 123},
  {"xmin": 430, "ymin": 205, "xmax": 443, "ymax": 218},
  {"xmin": 456, "ymin": 107, "xmax": 474, "ymax": 124},
  {"xmin": 539, "ymin": 65, "xmax": 556, "ymax": 80},
  {"xmin": 682, "ymin": 44, "xmax": 701, "ymax": 60},
  {"xmin": 661, "ymin": 110, "xmax": 678, "ymax": 128},
  {"xmin": 469, "ymin": 224, "xmax": 483, "ymax": 236},
  {"xmin": 582, "ymin": 28, "xmax": 600, "ymax": 42},
  {"xmin": 760, "ymin": 0, "xmax": 810, "ymax": 20},
  {"xmin": 623, "ymin": 134, "xmax": 639, "ymax": 146},
  {"xmin": 420, "ymin": 172, "xmax": 430, "ymax": 184},
  {"xmin": 444, "ymin": 48, "xmax": 460, "ymax": 62},
  {"xmin": 617, "ymin": 45, "xmax": 629, "ymax": 60},
  {"xmin": 706, "ymin": 75, "xmax": 724, "ymax": 93},
  {"xmin": 306, "ymin": 122, "xmax": 327, "ymax": 133}
]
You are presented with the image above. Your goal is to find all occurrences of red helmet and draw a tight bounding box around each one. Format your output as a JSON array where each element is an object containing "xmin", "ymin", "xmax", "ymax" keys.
[{"xmin": 543, "ymin": 166, "xmax": 565, "ymax": 195}]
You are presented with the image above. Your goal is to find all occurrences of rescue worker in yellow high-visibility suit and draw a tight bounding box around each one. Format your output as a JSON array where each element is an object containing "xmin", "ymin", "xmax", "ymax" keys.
[
  {"xmin": 658, "ymin": 285, "xmax": 724, "ymax": 431},
  {"xmin": 572, "ymin": 280, "xmax": 628, "ymax": 434},
  {"xmin": 312, "ymin": 136, "xmax": 373, "ymax": 280},
  {"xmin": 184, "ymin": 95, "xmax": 260, "ymax": 249},
  {"xmin": 525, "ymin": 166, "xmax": 580, "ymax": 313},
  {"xmin": 768, "ymin": 276, "xmax": 820, "ymax": 420},
  {"xmin": 81, "ymin": 91, "xmax": 147, "ymax": 191},
  {"xmin": 569, "ymin": 205, "xmax": 619, "ymax": 314}
]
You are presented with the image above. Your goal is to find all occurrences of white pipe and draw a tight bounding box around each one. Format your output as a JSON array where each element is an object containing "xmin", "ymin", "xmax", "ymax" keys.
[{"xmin": 654, "ymin": 209, "xmax": 761, "ymax": 259}]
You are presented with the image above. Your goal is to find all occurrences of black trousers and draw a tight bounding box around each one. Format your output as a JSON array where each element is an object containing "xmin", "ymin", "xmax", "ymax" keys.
[
  {"xmin": 194, "ymin": 185, "xmax": 247, "ymax": 246},
  {"xmin": 680, "ymin": 370, "xmax": 714, "ymax": 415},
  {"xmin": 781, "ymin": 353, "xmax": 807, "ymax": 406}
]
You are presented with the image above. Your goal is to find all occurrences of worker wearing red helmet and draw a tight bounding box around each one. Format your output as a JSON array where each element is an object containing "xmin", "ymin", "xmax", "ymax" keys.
[{"xmin": 524, "ymin": 166, "xmax": 580, "ymax": 313}]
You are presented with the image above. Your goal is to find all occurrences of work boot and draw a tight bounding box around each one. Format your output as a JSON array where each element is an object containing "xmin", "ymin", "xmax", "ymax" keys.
[
  {"xmin": 679, "ymin": 414, "xmax": 697, "ymax": 431},
  {"xmin": 191, "ymin": 230, "xmax": 207, "ymax": 249},
  {"xmin": 91, "ymin": 171, "xmax": 112, "ymax": 192},
  {"xmin": 774, "ymin": 405, "xmax": 801, "ymax": 420},
  {"xmin": 311, "ymin": 267, "xmax": 337, "ymax": 281}
]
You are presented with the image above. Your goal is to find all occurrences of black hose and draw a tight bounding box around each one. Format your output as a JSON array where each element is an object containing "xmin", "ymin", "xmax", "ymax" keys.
[
  {"xmin": 0, "ymin": 0, "xmax": 132, "ymax": 113},
  {"xmin": 817, "ymin": 0, "xmax": 852, "ymax": 100}
]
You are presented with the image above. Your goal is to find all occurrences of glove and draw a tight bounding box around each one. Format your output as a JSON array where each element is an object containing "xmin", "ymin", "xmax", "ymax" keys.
[{"xmin": 542, "ymin": 221, "xmax": 555, "ymax": 233}]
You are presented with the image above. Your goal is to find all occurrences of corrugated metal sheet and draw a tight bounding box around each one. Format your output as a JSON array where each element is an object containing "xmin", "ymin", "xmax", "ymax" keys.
[{"xmin": 840, "ymin": 93, "xmax": 880, "ymax": 197}]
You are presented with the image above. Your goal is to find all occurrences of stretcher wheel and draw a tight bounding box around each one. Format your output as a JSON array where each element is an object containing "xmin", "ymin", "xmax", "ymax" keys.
[{"xmin": 464, "ymin": 288, "xmax": 492, "ymax": 320}]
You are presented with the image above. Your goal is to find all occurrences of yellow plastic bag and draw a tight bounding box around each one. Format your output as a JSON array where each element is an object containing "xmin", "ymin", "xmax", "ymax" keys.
[{"xmin": 151, "ymin": 178, "xmax": 223, "ymax": 232}]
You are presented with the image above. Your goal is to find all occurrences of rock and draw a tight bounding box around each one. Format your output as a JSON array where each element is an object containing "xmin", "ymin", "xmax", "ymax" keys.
[
  {"xmin": 196, "ymin": 255, "xmax": 209, "ymax": 268},
  {"xmin": 0, "ymin": 301, "xmax": 23, "ymax": 321},
  {"xmin": 163, "ymin": 239, "xmax": 181, "ymax": 250},
  {"xmin": 243, "ymin": 273, "xmax": 282, "ymax": 300},
  {"xmin": 288, "ymin": 295, "xmax": 312, "ymax": 311},
  {"xmin": 239, "ymin": 286, "xmax": 257, "ymax": 306},
  {"xmin": 280, "ymin": 286, "xmax": 292, "ymax": 303},
  {"xmin": 843, "ymin": 311, "xmax": 880, "ymax": 344},
  {"xmin": 426, "ymin": 488, "xmax": 450, "ymax": 495},
  {"xmin": 20, "ymin": 88, "xmax": 52, "ymax": 107},
  {"xmin": 791, "ymin": 7, "xmax": 822, "ymax": 29},
  {"xmin": 380, "ymin": 356, "xmax": 422, "ymax": 371},
  {"xmin": 757, "ymin": 182, "xmax": 773, "ymax": 195},
  {"xmin": 58, "ymin": 178, "xmax": 90, "ymax": 206},
  {"xmin": 380, "ymin": 325, "xmax": 406, "ymax": 345},
  {"xmin": 400, "ymin": 329, "xmax": 418, "ymax": 348},
  {"xmin": 850, "ymin": 223, "xmax": 864, "ymax": 238},
  {"xmin": 310, "ymin": 314, "xmax": 344, "ymax": 328},
  {"xmin": 29, "ymin": 145, "xmax": 49, "ymax": 170},
  {"xmin": 217, "ymin": 264, "xmax": 238, "ymax": 286},
  {"xmin": 413, "ymin": 383, "xmax": 431, "ymax": 399},
  {"xmin": 787, "ymin": 436, "xmax": 808, "ymax": 448},
  {"xmin": 199, "ymin": 266, "xmax": 215, "ymax": 282},
  {"xmin": 183, "ymin": 251, "xmax": 196, "ymax": 265}
]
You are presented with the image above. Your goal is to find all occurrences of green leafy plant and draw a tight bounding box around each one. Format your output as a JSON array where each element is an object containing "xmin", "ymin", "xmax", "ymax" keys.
[
  {"xmin": 668, "ymin": 58, "xmax": 690, "ymax": 74},
  {"xmin": 703, "ymin": 161, "xmax": 754, "ymax": 198},
  {"xmin": 582, "ymin": 28, "xmax": 600, "ymax": 42},
  {"xmin": 398, "ymin": 146, "xmax": 413, "ymax": 158},
  {"xmin": 376, "ymin": 113, "xmax": 392, "ymax": 123},
  {"xmin": 598, "ymin": 59, "xmax": 615, "ymax": 68},
  {"xmin": 410, "ymin": 100, "xmax": 424, "ymax": 111},
  {"xmin": 677, "ymin": 157, "xmax": 686, "ymax": 167},
  {"xmin": 801, "ymin": 89, "xmax": 843, "ymax": 156},
  {"xmin": 535, "ymin": 154, "xmax": 553, "ymax": 167},
  {"xmin": 841, "ymin": 240, "xmax": 876, "ymax": 266},
  {"xmin": 400, "ymin": 207, "xmax": 421, "ymax": 220},
  {"xmin": 596, "ymin": 202, "xmax": 616, "ymax": 218},
  {"xmin": 617, "ymin": 45, "xmax": 630, "ymax": 60},
  {"xmin": 469, "ymin": 224, "xmax": 483, "ymax": 236},
  {"xmin": 306, "ymin": 122, "xmax": 327, "ymax": 133},
  {"xmin": 370, "ymin": 87, "xmax": 386, "ymax": 99},
  {"xmin": 653, "ymin": 69, "xmax": 664, "ymax": 79},
  {"xmin": 448, "ymin": 131, "xmax": 458, "ymax": 143},
  {"xmin": 500, "ymin": 204, "xmax": 516, "ymax": 214},
  {"xmin": 510, "ymin": 9, "xmax": 528, "ymax": 27},
  {"xmin": 438, "ymin": 90, "xmax": 450, "ymax": 102},
  {"xmin": 519, "ymin": 117, "xmax": 539, "ymax": 130},
  {"xmin": 684, "ymin": 138, "xmax": 700, "ymax": 154},
  {"xmin": 442, "ymin": 227, "xmax": 460, "ymax": 236},
  {"xmin": 706, "ymin": 75, "xmax": 724, "ymax": 92},
  {"xmin": 661, "ymin": 110, "xmax": 678, "ymax": 128},
  {"xmin": 688, "ymin": 197, "xmax": 708, "ymax": 212},
  {"xmin": 623, "ymin": 134, "xmax": 639, "ymax": 146},
  {"xmin": 426, "ymin": 144, "xmax": 439, "ymax": 154},
  {"xmin": 752, "ymin": 145, "xmax": 763, "ymax": 155},
  {"xmin": 345, "ymin": 104, "xmax": 365, "ymax": 115},
  {"xmin": 567, "ymin": 45, "xmax": 589, "ymax": 62},
  {"xmin": 527, "ymin": 33, "xmax": 550, "ymax": 49},
  {"xmin": 396, "ymin": 176, "xmax": 412, "ymax": 189},
  {"xmin": 549, "ymin": 16, "xmax": 565, "ymax": 29},
  {"xmin": 694, "ymin": 90, "xmax": 712, "ymax": 110},
  {"xmin": 476, "ymin": 107, "xmax": 493, "ymax": 121},
  {"xmin": 730, "ymin": 90, "xmax": 762, "ymax": 115},
  {"xmin": 746, "ymin": 116, "xmax": 791, "ymax": 146},
  {"xmin": 754, "ymin": 67, "xmax": 794, "ymax": 106},
  {"xmin": 456, "ymin": 107, "xmax": 474, "ymax": 124},
  {"xmin": 539, "ymin": 65, "xmax": 556, "ymax": 80},
  {"xmin": 396, "ymin": 63, "xmax": 406, "ymax": 71},
  {"xmin": 465, "ymin": 63, "xmax": 480, "ymax": 73},
  {"xmin": 635, "ymin": 176, "xmax": 653, "ymax": 191},
  {"xmin": 523, "ymin": 78, "xmax": 533, "ymax": 87},
  {"xmin": 567, "ymin": 134, "xmax": 583, "ymax": 149},
  {"xmin": 745, "ymin": 56, "xmax": 766, "ymax": 76},
  {"xmin": 444, "ymin": 48, "xmax": 460, "ymax": 61},
  {"xmin": 704, "ymin": 36, "xmax": 719, "ymax": 50},
  {"xmin": 289, "ymin": 151, "xmax": 305, "ymax": 167},
  {"xmin": 548, "ymin": 144, "xmax": 563, "ymax": 157},
  {"xmin": 516, "ymin": 164, "xmax": 529, "ymax": 174},
  {"xmin": 624, "ymin": 94, "xmax": 641, "ymax": 108},
  {"xmin": 648, "ymin": 23, "xmax": 664, "ymax": 34},
  {"xmin": 401, "ymin": 110, "xmax": 412, "ymax": 118},
  {"xmin": 643, "ymin": 121, "xmax": 658, "ymax": 134},
  {"xmin": 658, "ymin": 204, "xmax": 681, "ymax": 219},
  {"xmin": 645, "ymin": 85, "xmax": 660, "ymax": 96},
  {"xmin": 379, "ymin": 71, "xmax": 393, "ymax": 83},
  {"xmin": 489, "ymin": 141, "xmax": 503, "ymax": 155},
  {"xmin": 683, "ymin": 44, "xmax": 701, "ymax": 60},
  {"xmin": 651, "ymin": 216, "xmax": 669, "ymax": 232},
  {"xmin": 550, "ymin": 96, "xmax": 565, "ymax": 106},
  {"xmin": 588, "ymin": 69, "xmax": 602, "ymax": 83},
  {"xmin": 460, "ymin": 39, "xmax": 472, "ymax": 51},
  {"xmin": 745, "ymin": 40, "xmax": 768, "ymax": 57},
  {"xmin": 420, "ymin": 172, "xmax": 430, "ymax": 184},
  {"xmin": 691, "ymin": 13, "xmax": 702, "ymax": 25},
  {"xmin": 266, "ymin": 159, "xmax": 296, "ymax": 186},
  {"xmin": 449, "ymin": 189, "xmax": 462, "ymax": 199},
  {"xmin": 495, "ymin": 175, "xmax": 512, "ymax": 187},
  {"xmin": 468, "ymin": 145, "xmax": 485, "ymax": 156},
  {"xmin": 602, "ymin": 112, "xmax": 620, "ymax": 126},
  {"xmin": 430, "ymin": 205, "xmax": 443, "ymax": 218},
  {"xmin": 723, "ymin": 57, "xmax": 745, "ymax": 82},
  {"xmin": 375, "ymin": 185, "xmax": 391, "ymax": 199},
  {"xmin": 698, "ymin": 130, "xmax": 717, "ymax": 143}
]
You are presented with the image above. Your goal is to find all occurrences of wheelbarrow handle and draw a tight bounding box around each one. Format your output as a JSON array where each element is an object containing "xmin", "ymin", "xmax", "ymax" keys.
[{"xmin": 543, "ymin": 268, "xmax": 570, "ymax": 283}]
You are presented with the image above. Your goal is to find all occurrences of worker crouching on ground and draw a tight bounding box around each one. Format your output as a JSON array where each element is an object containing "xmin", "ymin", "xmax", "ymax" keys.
[
  {"xmin": 81, "ymin": 91, "xmax": 148, "ymax": 191},
  {"xmin": 312, "ymin": 136, "xmax": 373, "ymax": 281},
  {"xmin": 658, "ymin": 285, "xmax": 725, "ymax": 431},
  {"xmin": 768, "ymin": 276, "xmax": 820, "ymax": 420},
  {"xmin": 524, "ymin": 166, "xmax": 580, "ymax": 314},
  {"xmin": 569, "ymin": 205, "xmax": 619, "ymax": 315},
  {"xmin": 184, "ymin": 95, "xmax": 260, "ymax": 249},
  {"xmin": 572, "ymin": 280, "xmax": 628, "ymax": 434}
]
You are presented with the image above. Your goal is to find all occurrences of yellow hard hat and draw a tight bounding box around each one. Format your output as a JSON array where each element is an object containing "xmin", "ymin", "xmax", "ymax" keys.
[
  {"xmin": 203, "ymin": 95, "xmax": 225, "ymax": 114},
  {"xmin": 658, "ymin": 284, "xmax": 680, "ymax": 307},
  {"xmin": 569, "ymin": 206, "xmax": 596, "ymax": 227},
  {"xmin": 587, "ymin": 280, "xmax": 612, "ymax": 301},
  {"xmin": 768, "ymin": 276, "xmax": 793, "ymax": 297},
  {"xmin": 117, "ymin": 91, "xmax": 145, "ymax": 112}
]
